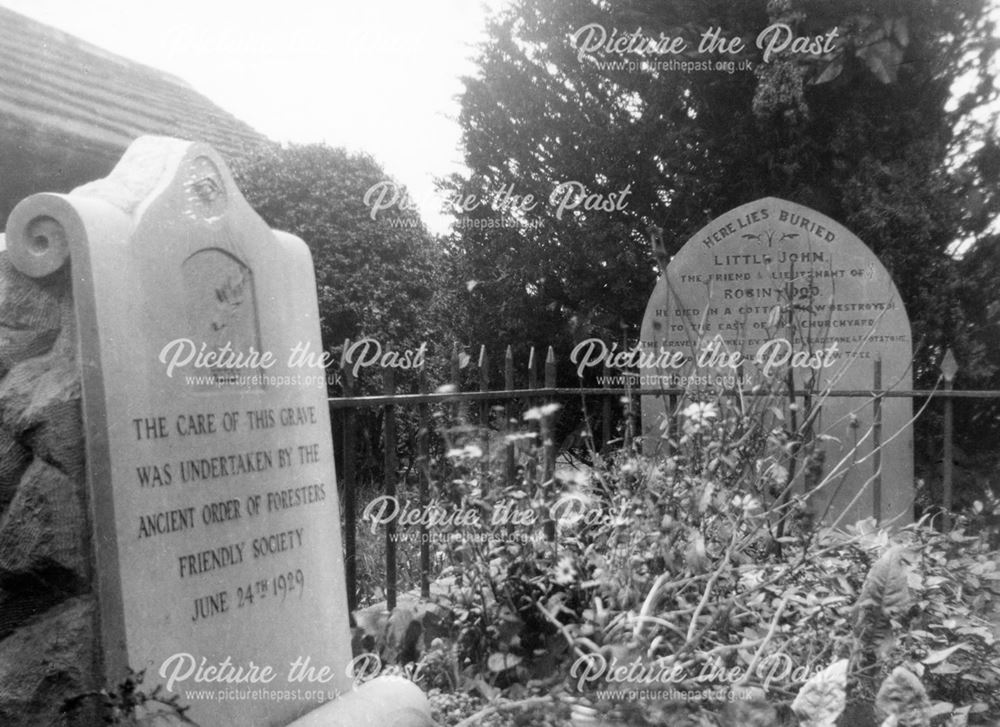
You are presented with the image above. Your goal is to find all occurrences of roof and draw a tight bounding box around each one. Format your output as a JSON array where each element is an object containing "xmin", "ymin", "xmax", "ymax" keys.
[{"xmin": 0, "ymin": 5, "xmax": 268, "ymax": 162}]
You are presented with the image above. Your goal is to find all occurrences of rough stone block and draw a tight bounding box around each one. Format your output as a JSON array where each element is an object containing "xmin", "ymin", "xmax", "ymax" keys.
[
  {"xmin": 0, "ymin": 254, "xmax": 63, "ymax": 379},
  {"xmin": 0, "ymin": 596, "xmax": 98, "ymax": 727},
  {"xmin": 0, "ymin": 426, "xmax": 29, "ymax": 514},
  {"xmin": 0, "ymin": 457, "xmax": 88, "ymax": 586}
]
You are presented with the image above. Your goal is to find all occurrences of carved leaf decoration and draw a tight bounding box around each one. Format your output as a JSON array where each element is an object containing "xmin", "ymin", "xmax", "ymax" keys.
[
  {"xmin": 875, "ymin": 667, "xmax": 930, "ymax": 727},
  {"xmin": 791, "ymin": 659, "xmax": 847, "ymax": 727},
  {"xmin": 858, "ymin": 546, "xmax": 911, "ymax": 617}
]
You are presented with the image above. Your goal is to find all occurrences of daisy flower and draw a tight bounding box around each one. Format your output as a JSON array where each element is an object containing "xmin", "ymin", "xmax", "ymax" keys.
[
  {"xmin": 553, "ymin": 556, "xmax": 577, "ymax": 585},
  {"xmin": 681, "ymin": 401, "xmax": 718, "ymax": 434}
]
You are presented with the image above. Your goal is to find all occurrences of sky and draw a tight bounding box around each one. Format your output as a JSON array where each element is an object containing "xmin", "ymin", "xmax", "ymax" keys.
[
  {"xmin": 0, "ymin": 0, "xmax": 507, "ymax": 233},
  {"xmin": 3, "ymin": 1, "xmax": 997, "ymax": 239}
]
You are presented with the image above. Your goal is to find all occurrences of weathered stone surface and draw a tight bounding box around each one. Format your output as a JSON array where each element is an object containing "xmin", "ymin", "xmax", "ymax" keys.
[
  {"xmin": 0, "ymin": 457, "xmax": 89, "ymax": 586},
  {"xmin": 0, "ymin": 230, "xmax": 89, "ymax": 717},
  {"xmin": 0, "ymin": 254, "xmax": 62, "ymax": 380},
  {"xmin": 0, "ymin": 249, "xmax": 69, "ymax": 512},
  {"xmin": 0, "ymin": 426, "xmax": 28, "ymax": 514},
  {"xmin": 0, "ymin": 595, "xmax": 98, "ymax": 727},
  {"xmin": 0, "ymin": 299, "xmax": 80, "ymax": 445}
]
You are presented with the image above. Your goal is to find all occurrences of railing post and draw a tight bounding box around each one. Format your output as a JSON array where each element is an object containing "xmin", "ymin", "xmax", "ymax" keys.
[
  {"xmin": 623, "ymin": 335, "xmax": 635, "ymax": 452},
  {"xmin": 543, "ymin": 346, "xmax": 557, "ymax": 485},
  {"xmin": 340, "ymin": 339, "xmax": 357, "ymax": 612},
  {"xmin": 601, "ymin": 363, "xmax": 612, "ymax": 453},
  {"xmin": 504, "ymin": 346, "xmax": 515, "ymax": 486},
  {"xmin": 383, "ymin": 367, "xmax": 398, "ymax": 611},
  {"xmin": 451, "ymin": 342, "xmax": 465, "ymax": 424},
  {"xmin": 873, "ymin": 356, "xmax": 883, "ymax": 522},
  {"xmin": 543, "ymin": 347, "xmax": 556, "ymax": 540},
  {"xmin": 448, "ymin": 342, "xmax": 463, "ymax": 501},
  {"xmin": 479, "ymin": 345, "xmax": 489, "ymax": 487},
  {"xmin": 526, "ymin": 347, "xmax": 538, "ymax": 493},
  {"xmin": 941, "ymin": 349, "xmax": 958, "ymax": 529},
  {"xmin": 417, "ymin": 366, "xmax": 430, "ymax": 599},
  {"xmin": 528, "ymin": 346, "xmax": 538, "ymax": 390}
]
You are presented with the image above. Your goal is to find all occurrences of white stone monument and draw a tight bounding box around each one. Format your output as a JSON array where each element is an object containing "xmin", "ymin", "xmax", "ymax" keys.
[{"xmin": 640, "ymin": 198, "xmax": 913, "ymax": 525}]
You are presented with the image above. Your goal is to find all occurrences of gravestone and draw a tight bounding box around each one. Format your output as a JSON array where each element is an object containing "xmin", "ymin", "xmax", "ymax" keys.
[
  {"xmin": 640, "ymin": 198, "xmax": 913, "ymax": 526},
  {"xmin": 3, "ymin": 137, "xmax": 352, "ymax": 725}
]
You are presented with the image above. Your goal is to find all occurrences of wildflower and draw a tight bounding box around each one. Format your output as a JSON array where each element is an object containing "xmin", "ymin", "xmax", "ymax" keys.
[
  {"xmin": 732, "ymin": 494, "xmax": 762, "ymax": 514},
  {"xmin": 554, "ymin": 465, "xmax": 592, "ymax": 488},
  {"xmin": 739, "ymin": 567, "xmax": 764, "ymax": 590},
  {"xmin": 553, "ymin": 556, "xmax": 577, "ymax": 585},
  {"xmin": 681, "ymin": 401, "xmax": 718, "ymax": 434},
  {"xmin": 447, "ymin": 443, "xmax": 483, "ymax": 460},
  {"xmin": 523, "ymin": 402, "xmax": 561, "ymax": 421},
  {"xmin": 767, "ymin": 463, "xmax": 788, "ymax": 486}
]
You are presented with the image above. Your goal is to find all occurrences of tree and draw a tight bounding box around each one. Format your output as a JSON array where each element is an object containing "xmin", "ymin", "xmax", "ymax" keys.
[
  {"xmin": 230, "ymin": 143, "xmax": 453, "ymax": 364},
  {"xmin": 447, "ymin": 0, "xmax": 999, "ymax": 389},
  {"xmin": 231, "ymin": 144, "xmax": 457, "ymax": 483}
]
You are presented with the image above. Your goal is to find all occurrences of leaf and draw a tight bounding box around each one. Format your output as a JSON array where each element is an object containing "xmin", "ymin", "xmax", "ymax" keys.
[
  {"xmin": 930, "ymin": 662, "xmax": 961, "ymax": 675},
  {"xmin": 858, "ymin": 546, "xmax": 911, "ymax": 617},
  {"xmin": 684, "ymin": 533, "xmax": 710, "ymax": 573},
  {"xmin": 926, "ymin": 702, "xmax": 955, "ymax": 719},
  {"xmin": 486, "ymin": 652, "xmax": 522, "ymax": 672},
  {"xmin": 921, "ymin": 643, "xmax": 968, "ymax": 665},
  {"xmin": 858, "ymin": 38, "xmax": 905, "ymax": 83},
  {"xmin": 890, "ymin": 17, "xmax": 910, "ymax": 47},
  {"xmin": 698, "ymin": 481, "xmax": 715, "ymax": 513},
  {"xmin": 791, "ymin": 659, "xmax": 847, "ymax": 727},
  {"xmin": 814, "ymin": 57, "xmax": 845, "ymax": 85},
  {"xmin": 875, "ymin": 667, "xmax": 931, "ymax": 726},
  {"xmin": 766, "ymin": 304, "xmax": 782, "ymax": 327}
]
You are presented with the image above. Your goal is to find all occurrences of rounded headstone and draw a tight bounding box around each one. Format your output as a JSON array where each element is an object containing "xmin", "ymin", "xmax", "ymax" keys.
[{"xmin": 640, "ymin": 198, "xmax": 913, "ymax": 525}]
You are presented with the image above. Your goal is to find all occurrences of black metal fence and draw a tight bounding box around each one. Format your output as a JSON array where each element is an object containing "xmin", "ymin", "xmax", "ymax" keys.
[{"xmin": 329, "ymin": 345, "xmax": 999, "ymax": 612}]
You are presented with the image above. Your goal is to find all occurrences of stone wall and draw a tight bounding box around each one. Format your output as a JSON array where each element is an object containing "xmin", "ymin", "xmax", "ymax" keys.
[{"xmin": 0, "ymin": 252, "xmax": 100, "ymax": 725}]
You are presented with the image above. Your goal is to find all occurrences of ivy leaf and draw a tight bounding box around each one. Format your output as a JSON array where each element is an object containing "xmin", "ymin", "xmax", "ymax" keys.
[
  {"xmin": 858, "ymin": 546, "xmax": 911, "ymax": 617},
  {"xmin": 791, "ymin": 659, "xmax": 847, "ymax": 727}
]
